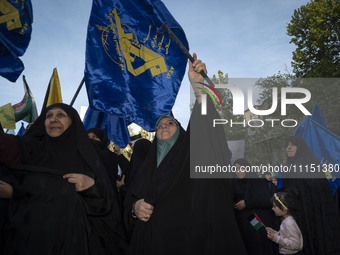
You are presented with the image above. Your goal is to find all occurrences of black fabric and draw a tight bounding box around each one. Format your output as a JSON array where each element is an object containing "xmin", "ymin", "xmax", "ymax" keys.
[
  {"xmin": 244, "ymin": 178, "xmax": 279, "ymax": 255},
  {"xmin": 89, "ymin": 139, "xmax": 119, "ymax": 188},
  {"xmin": 0, "ymin": 164, "xmax": 15, "ymax": 254},
  {"xmin": 2, "ymin": 103, "xmax": 126, "ymax": 255},
  {"xmin": 125, "ymin": 139, "xmax": 152, "ymax": 188},
  {"xmin": 125, "ymin": 99, "xmax": 247, "ymax": 255},
  {"xmin": 117, "ymin": 154, "xmax": 130, "ymax": 175},
  {"xmin": 87, "ymin": 127, "xmax": 109, "ymax": 146},
  {"xmin": 233, "ymin": 157, "xmax": 278, "ymax": 255},
  {"xmin": 335, "ymin": 186, "xmax": 340, "ymax": 216},
  {"xmin": 283, "ymin": 136, "xmax": 340, "ymax": 255}
]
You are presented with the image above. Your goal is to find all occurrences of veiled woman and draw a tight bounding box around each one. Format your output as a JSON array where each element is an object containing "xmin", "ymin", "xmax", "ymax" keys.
[
  {"xmin": 87, "ymin": 127, "xmax": 119, "ymax": 188},
  {"xmin": 233, "ymin": 158, "xmax": 278, "ymax": 255},
  {"xmin": 0, "ymin": 103, "xmax": 126, "ymax": 255},
  {"xmin": 283, "ymin": 136, "xmax": 340, "ymax": 255},
  {"xmin": 125, "ymin": 54, "xmax": 247, "ymax": 255}
]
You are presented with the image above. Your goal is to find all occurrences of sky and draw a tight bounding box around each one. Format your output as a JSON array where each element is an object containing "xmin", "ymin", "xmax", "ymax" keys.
[{"xmin": 0, "ymin": 0, "xmax": 310, "ymax": 133}]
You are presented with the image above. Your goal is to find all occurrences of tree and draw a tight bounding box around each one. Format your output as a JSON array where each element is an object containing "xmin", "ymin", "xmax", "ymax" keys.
[
  {"xmin": 287, "ymin": 0, "xmax": 340, "ymax": 77},
  {"xmin": 211, "ymin": 70, "xmax": 247, "ymax": 141}
]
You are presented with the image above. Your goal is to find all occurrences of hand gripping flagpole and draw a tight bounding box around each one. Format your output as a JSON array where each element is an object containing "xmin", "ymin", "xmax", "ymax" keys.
[{"xmin": 160, "ymin": 23, "xmax": 215, "ymax": 88}]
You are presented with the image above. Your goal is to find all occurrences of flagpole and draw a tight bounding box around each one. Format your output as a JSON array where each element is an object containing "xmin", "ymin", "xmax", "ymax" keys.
[
  {"xmin": 41, "ymin": 74, "xmax": 53, "ymax": 111},
  {"xmin": 70, "ymin": 77, "xmax": 85, "ymax": 107},
  {"xmin": 161, "ymin": 23, "xmax": 215, "ymax": 88}
]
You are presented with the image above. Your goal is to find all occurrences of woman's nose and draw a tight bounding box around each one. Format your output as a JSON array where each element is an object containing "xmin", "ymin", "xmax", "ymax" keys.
[{"xmin": 50, "ymin": 115, "xmax": 57, "ymax": 122}]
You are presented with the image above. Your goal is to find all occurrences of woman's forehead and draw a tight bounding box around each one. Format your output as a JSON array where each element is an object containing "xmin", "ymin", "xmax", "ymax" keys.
[
  {"xmin": 159, "ymin": 117, "xmax": 173, "ymax": 122},
  {"xmin": 46, "ymin": 107, "xmax": 68, "ymax": 115}
]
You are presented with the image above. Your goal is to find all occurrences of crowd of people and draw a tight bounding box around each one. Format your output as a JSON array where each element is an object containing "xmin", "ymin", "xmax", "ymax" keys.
[{"xmin": 1, "ymin": 54, "xmax": 340, "ymax": 255}]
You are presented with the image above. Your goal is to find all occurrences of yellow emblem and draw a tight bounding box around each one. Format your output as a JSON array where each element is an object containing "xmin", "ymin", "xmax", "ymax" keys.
[
  {"xmin": 97, "ymin": 8, "xmax": 168, "ymax": 77},
  {"xmin": 0, "ymin": 1, "xmax": 22, "ymax": 31}
]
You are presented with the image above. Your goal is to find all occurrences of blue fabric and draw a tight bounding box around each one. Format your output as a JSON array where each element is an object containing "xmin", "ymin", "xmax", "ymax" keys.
[
  {"xmin": 294, "ymin": 103, "xmax": 340, "ymax": 194},
  {"xmin": 0, "ymin": 53, "xmax": 24, "ymax": 82},
  {"xmin": 83, "ymin": 106, "xmax": 131, "ymax": 148},
  {"xmin": 85, "ymin": 0, "xmax": 188, "ymax": 132},
  {"xmin": 275, "ymin": 160, "xmax": 283, "ymax": 189},
  {"xmin": 0, "ymin": 0, "xmax": 33, "ymax": 82},
  {"xmin": 17, "ymin": 122, "xmax": 26, "ymax": 136}
]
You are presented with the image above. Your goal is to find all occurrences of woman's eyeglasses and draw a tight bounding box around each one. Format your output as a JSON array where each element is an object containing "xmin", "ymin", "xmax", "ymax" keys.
[{"xmin": 156, "ymin": 120, "xmax": 176, "ymax": 130}]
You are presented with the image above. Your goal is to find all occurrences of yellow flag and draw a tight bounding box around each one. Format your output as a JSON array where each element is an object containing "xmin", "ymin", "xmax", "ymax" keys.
[
  {"xmin": 0, "ymin": 103, "xmax": 15, "ymax": 130},
  {"xmin": 46, "ymin": 68, "xmax": 63, "ymax": 107}
]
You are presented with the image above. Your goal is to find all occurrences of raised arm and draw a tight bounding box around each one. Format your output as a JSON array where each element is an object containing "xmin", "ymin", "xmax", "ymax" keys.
[{"xmin": 188, "ymin": 53, "xmax": 207, "ymax": 104}]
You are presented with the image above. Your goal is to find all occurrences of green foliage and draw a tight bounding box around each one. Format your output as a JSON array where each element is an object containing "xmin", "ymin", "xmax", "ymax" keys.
[
  {"xmin": 212, "ymin": 70, "xmax": 247, "ymax": 141},
  {"xmin": 287, "ymin": 0, "xmax": 340, "ymax": 77}
]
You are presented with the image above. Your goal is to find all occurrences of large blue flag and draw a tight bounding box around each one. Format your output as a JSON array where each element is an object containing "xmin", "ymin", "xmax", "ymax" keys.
[
  {"xmin": 85, "ymin": 0, "xmax": 188, "ymax": 132},
  {"xmin": 294, "ymin": 103, "xmax": 340, "ymax": 194},
  {"xmin": 0, "ymin": 0, "xmax": 33, "ymax": 82},
  {"xmin": 83, "ymin": 106, "xmax": 131, "ymax": 148}
]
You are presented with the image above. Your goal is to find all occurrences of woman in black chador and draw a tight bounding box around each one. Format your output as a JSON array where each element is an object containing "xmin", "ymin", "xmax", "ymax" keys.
[
  {"xmin": 87, "ymin": 127, "xmax": 119, "ymax": 188},
  {"xmin": 0, "ymin": 103, "xmax": 126, "ymax": 255},
  {"xmin": 233, "ymin": 158, "xmax": 278, "ymax": 255},
  {"xmin": 283, "ymin": 136, "xmax": 340, "ymax": 255},
  {"xmin": 125, "ymin": 54, "xmax": 247, "ymax": 255}
]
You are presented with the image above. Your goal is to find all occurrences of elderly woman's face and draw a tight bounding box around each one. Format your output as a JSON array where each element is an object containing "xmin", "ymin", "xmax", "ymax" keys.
[
  {"xmin": 45, "ymin": 107, "xmax": 72, "ymax": 137},
  {"xmin": 156, "ymin": 117, "xmax": 177, "ymax": 141},
  {"xmin": 286, "ymin": 141, "xmax": 297, "ymax": 158}
]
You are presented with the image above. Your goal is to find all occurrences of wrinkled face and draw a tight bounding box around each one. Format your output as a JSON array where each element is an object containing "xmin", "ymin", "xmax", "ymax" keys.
[
  {"xmin": 272, "ymin": 202, "xmax": 287, "ymax": 217},
  {"xmin": 45, "ymin": 107, "xmax": 72, "ymax": 137},
  {"xmin": 235, "ymin": 163, "xmax": 246, "ymax": 179},
  {"xmin": 88, "ymin": 132, "xmax": 101, "ymax": 142},
  {"xmin": 156, "ymin": 117, "xmax": 177, "ymax": 141},
  {"xmin": 286, "ymin": 141, "xmax": 297, "ymax": 158}
]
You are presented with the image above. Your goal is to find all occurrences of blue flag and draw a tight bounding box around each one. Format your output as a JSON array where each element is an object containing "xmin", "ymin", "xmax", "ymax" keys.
[
  {"xmin": 17, "ymin": 122, "xmax": 26, "ymax": 136},
  {"xmin": 85, "ymin": 0, "xmax": 188, "ymax": 132},
  {"xmin": 294, "ymin": 103, "xmax": 340, "ymax": 194},
  {"xmin": 0, "ymin": 0, "xmax": 33, "ymax": 82},
  {"xmin": 83, "ymin": 106, "xmax": 131, "ymax": 148}
]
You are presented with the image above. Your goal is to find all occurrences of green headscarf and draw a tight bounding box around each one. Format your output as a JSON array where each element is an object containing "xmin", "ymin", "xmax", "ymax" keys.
[{"xmin": 156, "ymin": 115, "xmax": 180, "ymax": 167}]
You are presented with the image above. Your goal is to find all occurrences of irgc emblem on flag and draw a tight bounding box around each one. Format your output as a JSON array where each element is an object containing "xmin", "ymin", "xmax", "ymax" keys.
[
  {"xmin": 0, "ymin": 0, "xmax": 33, "ymax": 82},
  {"xmin": 85, "ymin": 0, "xmax": 189, "ymax": 131}
]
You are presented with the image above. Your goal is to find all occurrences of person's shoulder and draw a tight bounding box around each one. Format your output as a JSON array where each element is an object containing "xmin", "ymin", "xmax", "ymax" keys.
[{"xmin": 284, "ymin": 215, "xmax": 297, "ymax": 225}]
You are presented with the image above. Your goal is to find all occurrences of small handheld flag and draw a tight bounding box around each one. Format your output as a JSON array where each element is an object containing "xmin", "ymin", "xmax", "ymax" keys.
[{"xmin": 248, "ymin": 213, "xmax": 266, "ymax": 230}]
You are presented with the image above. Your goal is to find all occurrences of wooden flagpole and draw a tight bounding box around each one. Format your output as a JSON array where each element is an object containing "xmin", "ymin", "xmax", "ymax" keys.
[{"xmin": 161, "ymin": 23, "xmax": 215, "ymax": 88}]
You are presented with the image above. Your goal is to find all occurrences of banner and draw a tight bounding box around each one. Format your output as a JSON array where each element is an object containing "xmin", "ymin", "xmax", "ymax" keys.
[
  {"xmin": 85, "ymin": 0, "xmax": 188, "ymax": 132},
  {"xmin": 12, "ymin": 75, "xmax": 38, "ymax": 123},
  {"xmin": 83, "ymin": 106, "xmax": 131, "ymax": 148},
  {"xmin": 0, "ymin": 0, "xmax": 33, "ymax": 82},
  {"xmin": 41, "ymin": 67, "xmax": 63, "ymax": 110},
  {"xmin": 294, "ymin": 103, "xmax": 340, "ymax": 194},
  {"xmin": 0, "ymin": 103, "xmax": 15, "ymax": 129}
]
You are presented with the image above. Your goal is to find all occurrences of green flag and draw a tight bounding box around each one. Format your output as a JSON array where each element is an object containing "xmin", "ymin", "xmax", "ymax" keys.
[{"xmin": 12, "ymin": 75, "xmax": 38, "ymax": 123}]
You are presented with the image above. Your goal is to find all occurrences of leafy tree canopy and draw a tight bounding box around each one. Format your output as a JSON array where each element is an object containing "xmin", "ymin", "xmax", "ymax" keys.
[{"xmin": 287, "ymin": 0, "xmax": 340, "ymax": 77}]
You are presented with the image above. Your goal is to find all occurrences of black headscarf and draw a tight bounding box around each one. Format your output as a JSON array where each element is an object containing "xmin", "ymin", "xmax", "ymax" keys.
[
  {"xmin": 5, "ymin": 103, "xmax": 126, "ymax": 255},
  {"xmin": 126, "ymin": 99, "xmax": 247, "ymax": 255},
  {"xmin": 283, "ymin": 136, "xmax": 340, "ymax": 255},
  {"xmin": 87, "ymin": 127, "xmax": 109, "ymax": 147},
  {"xmin": 285, "ymin": 136, "xmax": 319, "ymax": 165},
  {"xmin": 14, "ymin": 103, "xmax": 101, "ymax": 177}
]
